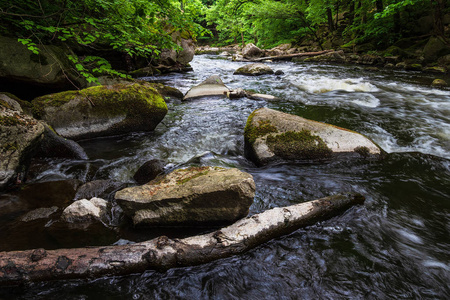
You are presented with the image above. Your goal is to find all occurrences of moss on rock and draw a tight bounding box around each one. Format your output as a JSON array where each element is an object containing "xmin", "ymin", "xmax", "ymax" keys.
[
  {"xmin": 266, "ymin": 130, "xmax": 332, "ymax": 160},
  {"xmin": 31, "ymin": 83, "xmax": 168, "ymax": 140},
  {"xmin": 244, "ymin": 110, "xmax": 278, "ymax": 144}
]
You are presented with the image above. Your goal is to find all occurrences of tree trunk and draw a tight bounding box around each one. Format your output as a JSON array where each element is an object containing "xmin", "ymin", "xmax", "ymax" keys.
[
  {"xmin": 393, "ymin": 11, "xmax": 401, "ymax": 35},
  {"xmin": 349, "ymin": 0, "xmax": 355, "ymax": 25},
  {"xmin": 335, "ymin": 0, "xmax": 340, "ymax": 28},
  {"xmin": 432, "ymin": 0, "xmax": 445, "ymax": 37},
  {"xmin": 251, "ymin": 50, "xmax": 334, "ymax": 62},
  {"xmin": 0, "ymin": 193, "xmax": 364, "ymax": 286},
  {"xmin": 376, "ymin": 0, "xmax": 383, "ymax": 13},
  {"xmin": 327, "ymin": 8, "xmax": 335, "ymax": 31}
]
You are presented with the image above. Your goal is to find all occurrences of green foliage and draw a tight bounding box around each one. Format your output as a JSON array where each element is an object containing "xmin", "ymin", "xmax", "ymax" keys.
[
  {"xmin": 204, "ymin": 0, "xmax": 444, "ymax": 50},
  {"xmin": 0, "ymin": 0, "xmax": 208, "ymax": 81}
]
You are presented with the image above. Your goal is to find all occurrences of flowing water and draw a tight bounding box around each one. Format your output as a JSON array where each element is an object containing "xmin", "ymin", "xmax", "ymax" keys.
[{"xmin": 1, "ymin": 55, "xmax": 450, "ymax": 299}]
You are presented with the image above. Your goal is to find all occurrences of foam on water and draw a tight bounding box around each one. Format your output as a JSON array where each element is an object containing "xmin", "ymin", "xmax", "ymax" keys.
[
  {"xmin": 351, "ymin": 93, "xmax": 380, "ymax": 107},
  {"xmin": 293, "ymin": 76, "xmax": 379, "ymax": 93}
]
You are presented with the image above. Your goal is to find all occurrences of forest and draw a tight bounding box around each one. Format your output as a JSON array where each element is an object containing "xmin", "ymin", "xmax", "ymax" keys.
[{"xmin": 1, "ymin": 0, "xmax": 448, "ymax": 70}]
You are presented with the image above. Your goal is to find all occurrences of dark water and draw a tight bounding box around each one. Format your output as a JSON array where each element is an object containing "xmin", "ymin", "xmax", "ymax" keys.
[{"xmin": 1, "ymin": 55, "xmax": 449, "ymax": 299}]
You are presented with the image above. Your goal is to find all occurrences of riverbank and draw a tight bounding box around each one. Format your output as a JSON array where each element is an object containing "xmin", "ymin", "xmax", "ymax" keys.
[{"xmin": 196, "ymin": 39, "xmax": 450, "ymax": 86}]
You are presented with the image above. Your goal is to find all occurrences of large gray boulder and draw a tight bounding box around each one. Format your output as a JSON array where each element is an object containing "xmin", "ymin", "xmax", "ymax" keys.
[
  {"xmin": 234, "ymin": 63, "xmax": 274, "ymax": 76},
  {"xmin": 0, "ymin": 36, "xmax": 84, "ymax": 91},
  {"xmin": 31, "ymin": 82, "xmax": 168, "ymax": 140},
  {"xmin": 183, "ymin": 75, "xmax": 230, "ymax": 100},
  {"xmin": 1, "ymin": 94, "xmax": 45, "ymax": 189},
  {"xmin": 242, "ymin": 43, "xmax": 265, "ymax": 58},
  {"xmin": 244, "ymin": 108, "xmax": 384, "ymax": 166},
  {"xmin": 115, "ymin": 166, "xmax": 256, "ymax": 226},
  {"xmin": 159, "ymin": 31, "xmax": 195, "ymax": 66}
]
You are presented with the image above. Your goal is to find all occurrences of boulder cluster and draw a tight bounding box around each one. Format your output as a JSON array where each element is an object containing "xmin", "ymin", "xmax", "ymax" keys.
[
  {"xmin": 197, "ymin": 41, "xmax": 450, "ymax": 87},
  {"xmin": 1, "ymin": 48, "xmax": 388, "ymax": 247}
]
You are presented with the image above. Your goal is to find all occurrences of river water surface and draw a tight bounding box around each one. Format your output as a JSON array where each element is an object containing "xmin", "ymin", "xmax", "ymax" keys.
[{"xmin": 1, "ymin": 55, "xmax": 450, "ymax": 299}]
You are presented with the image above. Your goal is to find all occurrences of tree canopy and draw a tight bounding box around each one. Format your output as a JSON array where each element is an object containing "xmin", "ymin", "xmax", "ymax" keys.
[
  {"xmin": 203, "ymin": 0, "xmax": 448, "ymax": 49},
  {"xmin": 0, "ymin": 0, "xmax": 448, "ymax": 79}
]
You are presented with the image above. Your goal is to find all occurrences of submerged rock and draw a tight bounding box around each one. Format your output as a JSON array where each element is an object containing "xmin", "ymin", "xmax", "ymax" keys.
[
  {"xmin": 115, "ymin": 166, "xmax": 255, "ymax": 226},
  {"xmin": 0, "ymin": 94, "xmax": 45, "ymax": 189},
  {"xmin": 234, "ymin": 63, "xmax": 274, "ymax": 76},
  {"xmin": 31, "ymin": 83, "xmax": 168, "ymax": 140},
  {"xmin": 75, "ymin": 180, "xmax": 128, "ymax": 200},
  {"xmin": 184, "ymin": 75, "xmax": 230, "ymax": 100},
  {"xmin": 244, "ymin": 108, "xmax": 384, "ymax": 166},
  {"xmin": 34, "ymin": 125, "xmax": 88, "ymax": 160},
  {"xmin": 144, "ymin": 83, "xmax": 184, "ymax": 101}
]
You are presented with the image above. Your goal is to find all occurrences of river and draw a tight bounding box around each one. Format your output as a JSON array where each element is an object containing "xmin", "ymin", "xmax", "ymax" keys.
[{"xmin": 1, "ymin": 55, "xmax": 449, "ymax": 299}]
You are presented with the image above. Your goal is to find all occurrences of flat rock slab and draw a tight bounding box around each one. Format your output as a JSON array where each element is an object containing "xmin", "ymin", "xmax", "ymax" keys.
[
  {"xmin": 115, "ymin": 166, "xmax": 255, "ymax": 226},
  {"xmin": 183, "ymin": 75, "xmax": 230, "ymax": 100},
  {"xmin": 244, "ymin": 107, "xmax": 384, "ymax": 166}
]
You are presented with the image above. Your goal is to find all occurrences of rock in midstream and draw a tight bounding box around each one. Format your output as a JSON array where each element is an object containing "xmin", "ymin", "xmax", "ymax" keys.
[
  {"xmin": 233, "ymin": 63, "xmax": 274, "ymax": 76},
  {"xmin": 115, "ymin": 166, "xmax": 256, "ymax": 226},
  {"xmin": 183, "ymin": 75, "xmax": 230, "ymax": 100},
  {"xmin": 244, "ymin": 107, "xmax": 384, "ymax": 166}
]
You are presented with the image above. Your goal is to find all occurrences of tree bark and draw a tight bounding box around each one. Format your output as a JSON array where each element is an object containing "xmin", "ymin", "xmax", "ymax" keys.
[
  {"xmin": 327, "ymin": 8, "xmax": 335, "ymax": 31},
  {"xmin": 432, "ymin": 0, "xmax": 445, "ymax": 37},
  {"xmin": 250, "ymin": 50, "xmax": 334, "ymax": 62},
  {"xmin": 376, "ymin": 0, "xmax": 383, "ymax": 13},
  {"xmin": 0, "ymin": 193, "xmax": 364, "ymax": 286}
]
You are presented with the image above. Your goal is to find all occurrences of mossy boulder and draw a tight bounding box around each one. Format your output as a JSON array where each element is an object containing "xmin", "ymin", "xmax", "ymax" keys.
[
  {"xmin": 423, "ymin": 36, "xmax": 450, "ymax": 63},
  {"xmin": 115, "ymin": 166, "xmax": 256, "ymax": 226},
  {"xmin": 184, "ymin": 75, "xmax": 230, "ymax": 100},
  {"xmin": 244, "ymin": 108, "xmax": 384, "ymax": 166},
  {"xmin": 0, "ymin": 94, "xmax": 45, "ymax": 189},
  {"xmin": 431, "ymin": 79, "xmax": 447, "ymax": 87},
  {"xmin": 234, "ymin": 63, "xmax": 274, "ymax": 76},
  {"xmin": 31, "ymin": 83, "xmax": 168, "ymax": 140}
]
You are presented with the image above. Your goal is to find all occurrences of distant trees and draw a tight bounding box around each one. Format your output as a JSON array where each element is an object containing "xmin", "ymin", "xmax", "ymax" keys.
[{"xmin": 203, "ymin": 0, "xmax": 448, "ymax": 48}]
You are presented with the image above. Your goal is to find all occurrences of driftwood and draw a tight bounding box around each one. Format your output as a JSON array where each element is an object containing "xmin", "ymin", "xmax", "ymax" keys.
[
  {"xmin": 0, "ymin": 193, "xmax": 364, "ymax": 286},
  {"xmin": 251, "ymin": 49, "xmax": 334, "ymax": 62}
]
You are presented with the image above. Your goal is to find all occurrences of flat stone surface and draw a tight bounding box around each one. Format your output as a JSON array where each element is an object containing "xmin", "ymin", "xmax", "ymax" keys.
[
  {"xmin": 184, "ymin": 75, "xmax": 229, "ymax": 100},
  {"xmin": 115, "ymin": 166, "xmax": 255, "ymax": 226}
]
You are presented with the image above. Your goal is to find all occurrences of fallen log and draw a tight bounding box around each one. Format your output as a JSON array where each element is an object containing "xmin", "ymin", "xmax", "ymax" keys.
[
  {"xmin": 251, "ymin": 50, "xmax": 334, "ymax": 62},
  {"xmin": 0, "ymin": 193, "xmax": 364, "ymax": 286}
]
